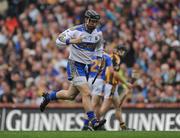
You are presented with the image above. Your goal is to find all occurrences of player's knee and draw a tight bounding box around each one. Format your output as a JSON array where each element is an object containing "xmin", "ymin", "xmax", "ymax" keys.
[
  {"xmin": 92, "ymin": 103, "xmax": 97, "ymax": 109},
  {"xmin": 81, "ymin": 90, "xmax": 91, "ymax": 97},
  {"xmin": 77, "ymin": 83, "xmax": 91, "ymax": 96},
  {"xmin": 82, "ymin": 93, "xmax": 91, "ymax": 99},
  {"xmin": 125, "ymin": 89, "xmax": 130, "ymax": 95},
  {"xmin": 92, "ymin": 100, "xmax": 99, "ymax": 108},
  {"xmin": 115, "ymin": 107, "xmax": 121, "ymax": 112},
  {"xmin": 68, "ymin": 94, "xmax": 76, "ymax": 100},
  {"xmin": 64, "ymin": 92, "xmax": 76, "ymax": 100}
]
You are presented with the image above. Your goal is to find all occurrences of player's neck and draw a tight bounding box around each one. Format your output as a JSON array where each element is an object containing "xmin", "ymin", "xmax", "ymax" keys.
[{"xmin": 84, "ymin": 24, "xmax": 94, "ymax": 34}]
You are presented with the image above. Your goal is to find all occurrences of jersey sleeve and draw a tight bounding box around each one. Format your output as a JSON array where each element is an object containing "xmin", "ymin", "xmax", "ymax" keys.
[
  {"xmin": 56, "ymin": 28, "xmax": 76, "ymax": 48},
  {"xmin": 104, "ymin": 54, "xmax": 112, "ymax": 83},
  {"xmin": 105, "ymin": 54, "xmax": 112, "ymax": 67}
]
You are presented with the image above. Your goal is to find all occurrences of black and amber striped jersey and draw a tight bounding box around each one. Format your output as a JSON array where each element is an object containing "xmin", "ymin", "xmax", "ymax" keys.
[{"xmin": 105, "ymin": 53, "xmax": 121, "ymax": 85}]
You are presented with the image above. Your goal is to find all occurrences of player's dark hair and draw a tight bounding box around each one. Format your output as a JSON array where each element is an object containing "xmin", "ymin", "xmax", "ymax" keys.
[{"xmin": 84, "ymin": 10, "xmax": 100, "ymax": 20}]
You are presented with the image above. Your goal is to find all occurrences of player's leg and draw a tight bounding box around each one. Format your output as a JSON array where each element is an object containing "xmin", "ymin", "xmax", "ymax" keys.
[
  {"xmin": 91, "ymin": 79, "xmax": 104, "ymax": 120},
  {"xmin": 99, "ymin": 98, "xmax": 112, "ymax": 117},
  {"xmin": 81, "ymin": 78, "xmax": 93, "ymax": 130},
  {"xmin": 98, "ymin": 83, "xmax": 114, "ymax": 117},
  {"xmin": 74, "ymin": 61, "xmax": 106, "ymax": 130},
  {"xmin": 40, "ymin": 60, "xmax": 80, "ymax": 112},
  {"xmin": 113, "ymin": 96, "xmax": 133, "ymax": 130},
  {"xmin": 75, "ymin": 81, "xmax": 92, "ymax": 112},
  {"xmin": 75, "ymin": 82, "xmax": 106, "ymax": 130},
  {"xmin": 119, "ymin": 88, "xmax": 129, "ymax": 107},
  {"xmin": 112, "ymin": 96, "xmax": 126, "ymax": 130},
  {"xmin": 82, "ymin": 78, "xmax": 103, "ymax": 130},
  {"xmin": 113, "ymin": 88, "xmax": 135, "ymax": 131},
  {"xmin": 56, "ymin": 84, "xmax": 79, "ymax": 100},
  {"xmin": 112, "ymin": 85, "xmax": 129, "ymax": 130},
  {"xmin": 92, "ymin": 95, "xmax": 101, "ymax": 119},
  {"xmin": 82, "ymin": 95, "xmax": 101, "ymax": 130},
  {"xmin": 40, "ymin": 84, "xmax": 79, "ymax": 112}
]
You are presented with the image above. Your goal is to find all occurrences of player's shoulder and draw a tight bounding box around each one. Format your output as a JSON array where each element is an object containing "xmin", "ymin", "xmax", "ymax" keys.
[
  {"xmin": 95, "ymin": 27, "xmax": 102, "ymax": 35},
  {"xmin": 103, "ymin": 52, "xmax": 109, "ymax": 57},
  {"xmin": 96, "ymin": 26, "xmax": 102, "ymax": 32},
  {"xmin": 69, "ymin": 24, "xmax": 85, "ymax": 32},
  {"xmin": 103, "ymin": 53, "xmax": 111, "ymax": 60}
]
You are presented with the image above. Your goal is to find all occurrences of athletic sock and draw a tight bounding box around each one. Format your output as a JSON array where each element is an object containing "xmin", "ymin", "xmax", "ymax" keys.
[
  {"xmin": 48, "ymin": 90, "xmax": 57, "ymax": 101},
  {"xmin": 87, "ymin": 111, "xmax": 97, "ymax": 126},
  {"xmin": 83, "ymin": 118, "xmax": 89, "ymax": 126}
]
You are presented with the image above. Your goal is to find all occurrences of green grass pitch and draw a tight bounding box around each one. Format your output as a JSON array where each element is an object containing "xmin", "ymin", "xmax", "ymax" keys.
[{"xmin": 0, "ymin": 131, "xmax": 180, "ymax": 138}]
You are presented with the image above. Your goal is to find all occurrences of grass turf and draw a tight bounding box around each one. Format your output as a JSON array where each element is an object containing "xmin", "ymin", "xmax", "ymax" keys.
[{"xmin": 0, "ymin": 131, "xmax": 180, "ymax": 138}]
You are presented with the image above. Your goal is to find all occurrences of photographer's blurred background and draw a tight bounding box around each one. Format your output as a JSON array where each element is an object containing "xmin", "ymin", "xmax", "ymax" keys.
[{"xmin": 0, "ymin": 0, "xmax": 179, "ymax": 105}]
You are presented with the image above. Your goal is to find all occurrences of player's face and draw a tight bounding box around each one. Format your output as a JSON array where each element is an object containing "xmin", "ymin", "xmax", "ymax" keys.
[{"xmin": 86, "ymin": 18, "xmax": 99, "ymax": 31}]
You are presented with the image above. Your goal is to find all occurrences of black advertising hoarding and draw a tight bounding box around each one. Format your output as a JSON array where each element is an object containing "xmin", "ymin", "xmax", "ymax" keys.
[
  {"xmin": 0, "ymin": 108, "xmax": 180, "ymax": 131},
  {"xmin": 1, "ymin": 108, "xmax": 84, "ymax": 131},
  {"xmin": 106, "ymin": 108, "xmax": 180, "ymax": 131}
]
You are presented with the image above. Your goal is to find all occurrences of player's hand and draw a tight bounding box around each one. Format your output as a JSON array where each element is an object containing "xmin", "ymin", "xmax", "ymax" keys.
[
  {"xmin": 70, "ymin": 37, "xmax": 83, "ymax": 44},
  {"xmin": 82, "ymin": 34, "xmax": 100, "ymax": 44},
  {"xmin": 125, "ymin": 82, "xmax": 133, "ymax": 90}
]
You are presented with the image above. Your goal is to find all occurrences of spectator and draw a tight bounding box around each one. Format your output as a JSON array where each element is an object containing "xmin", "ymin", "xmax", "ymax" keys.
[
  {"xmin": 160, "ymin": 85, "xmax": 177, "ymax": 103},
  {"xmin": 0, "ymin": 0, "xmax": 179, "ymax": 105},
  {"xmin": 0, "ymin": 81, "xmax": 15, "ymax": 103}
]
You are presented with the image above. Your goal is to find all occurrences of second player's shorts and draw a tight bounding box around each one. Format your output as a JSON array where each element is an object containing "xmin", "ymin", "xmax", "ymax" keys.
[
  {"xmin": 104, "ymin": 83, "xmax": 119, "ymax": 99},
  {"xmin": 88, "ymin": 78, "xmax": 105, "ymax": 96}
]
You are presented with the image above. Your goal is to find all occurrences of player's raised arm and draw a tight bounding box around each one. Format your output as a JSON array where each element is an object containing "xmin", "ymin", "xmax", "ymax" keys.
[{"xmin": 56, "ymin": 29, "xmax": 83, "ymax": 48}]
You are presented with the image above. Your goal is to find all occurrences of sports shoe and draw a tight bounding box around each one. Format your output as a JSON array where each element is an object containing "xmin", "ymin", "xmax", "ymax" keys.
[
  {"xmin": 95, "ymin": 125, "xmax": 106, "ymax": 131},
  {"xmin": 122, "ymin": 127, "xmax": 135, "ymax": 131},
  {"xmin": 120, "ymin": 122, "xmax": 135, "ymax": 131},
  {"xmin": 92, "ymin": 119, "xmax": 106, "ymax": 130},
  {"xmin": 40, "ymin": 93, "xmax": 50, "ymax": 112},
  {"xmin": 81, "ymin": 125, "xmax": 94, "ymax": 131}
]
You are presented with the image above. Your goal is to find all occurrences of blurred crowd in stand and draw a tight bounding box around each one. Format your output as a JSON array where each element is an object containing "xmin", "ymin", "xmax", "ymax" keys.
[{"xmin": 0, "ymin": 0, "xmax": 179, "ymax": 105}]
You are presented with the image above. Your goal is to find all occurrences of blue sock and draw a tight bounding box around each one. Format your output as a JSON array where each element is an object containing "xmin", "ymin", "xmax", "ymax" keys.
[
  {"xmin": 87, "ymin": 111, "xmax": 97, "ymax": 126},
  {"xmin": 83, "ymin": 119, "xmax": 89, "ymax": 126},
  {"xmin": 48, "ymin": 90, "xmax": 57, "ymax": 101}
]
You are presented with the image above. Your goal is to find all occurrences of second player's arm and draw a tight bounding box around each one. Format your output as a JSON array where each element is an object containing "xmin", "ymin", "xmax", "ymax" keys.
[{"xmin": 114, "ymin": 71, "xmax": 133, "ymax": 90}]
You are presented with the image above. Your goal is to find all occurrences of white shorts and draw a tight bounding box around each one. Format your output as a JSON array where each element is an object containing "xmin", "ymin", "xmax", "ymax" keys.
[
  {"xmin": 104, "ymin": 83, "xmax": 119, "ymax": 99},
  {"xmin": 71, "ymin": 76, "xmax": 88, "ymax": 86},
  {"xmin": 88, "ymin": 78, "xmax": 104, "ymax": 96}
]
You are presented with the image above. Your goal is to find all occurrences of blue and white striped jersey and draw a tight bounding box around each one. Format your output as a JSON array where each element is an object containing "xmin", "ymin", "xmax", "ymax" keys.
[{"xmin": 56, "ymin": 24, "xmax": 104, "ymax": 64}]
